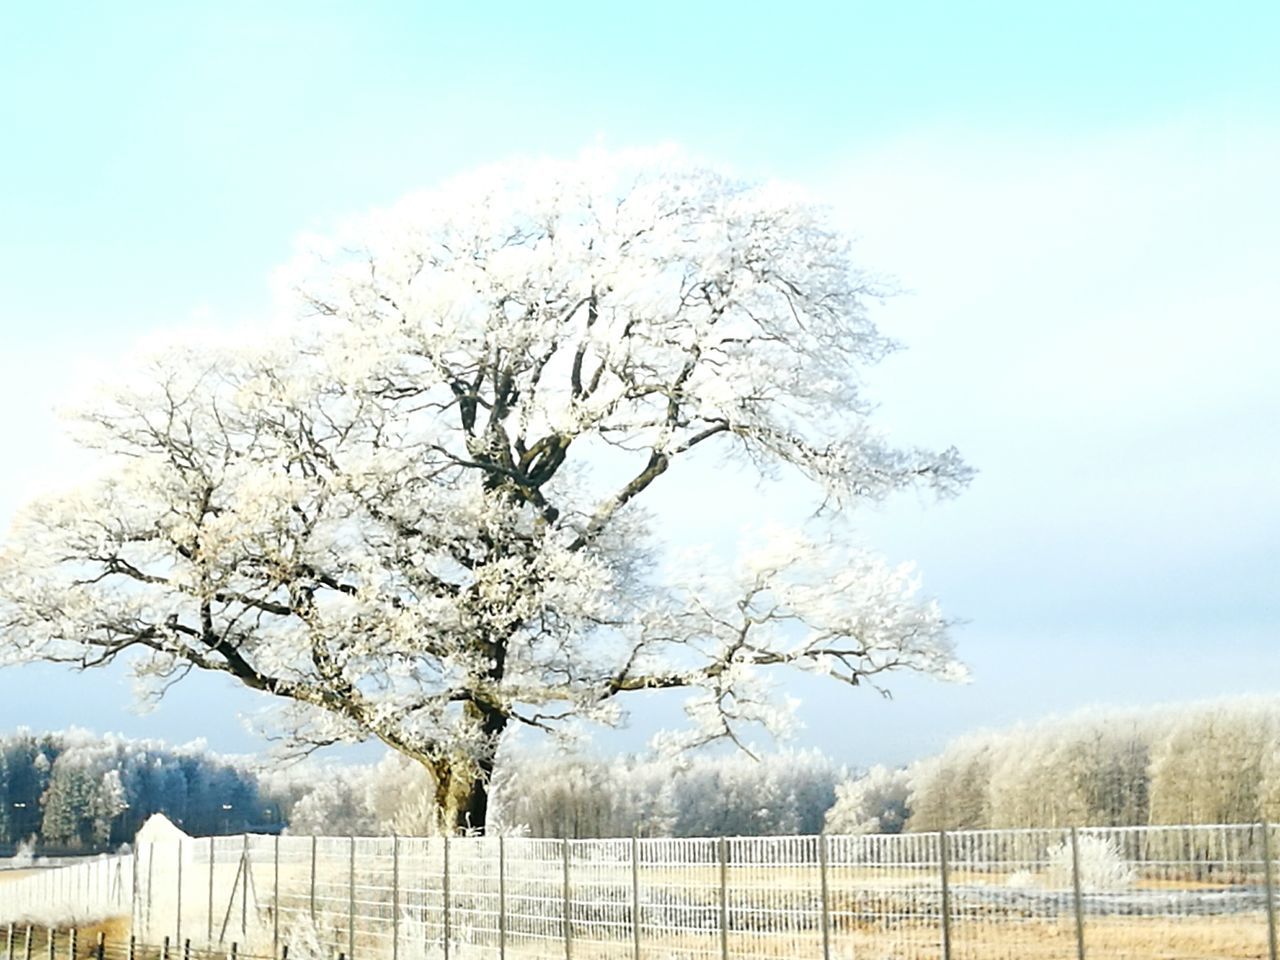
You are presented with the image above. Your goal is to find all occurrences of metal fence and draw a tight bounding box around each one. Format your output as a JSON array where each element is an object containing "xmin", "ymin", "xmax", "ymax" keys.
[
  {"xmin": 0, "ymin": 927, "xmax": 273, "ymax": 960},
  {"xmin": 0, "ymin": 854, "xmax": 133, "ymax": 924},
  {"xmin": 2, "ymin": 823, "xmax": 1278, "ymax": 960}
]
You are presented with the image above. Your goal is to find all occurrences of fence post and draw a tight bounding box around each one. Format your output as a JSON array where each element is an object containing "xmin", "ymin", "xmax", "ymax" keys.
[
  {"xmin": 273, "ymin": 833, "xmax": 281, "ymax": 960},
  {"xmin": 128, "ymin": 937, "xmax": 135, "ymax": 960},
  {"xmin": 95, "ymin": 933, "xmax": 104, "ymax": 960},
  {"xmin": 630, "ymin": 836, "xmax": 641, "ymax": 960},
  {"xmin": 1263, "ymin": 821, "xmax": 1278, "ymax": 960},
  {"xmin": 562, "ymin": 838, "xmax": 572, "ymax": 960},
  {"xmin": 498, "ymin": 836, "xmax": 506, "ymax": 960},
  {"xmin": 147, "ymin": 844, "xmax": 156, "ymax": 943},
  {"xmin": 5, "ymin": 922, "xmax": 12, "ymax": 960},
  {"xmin": 21, "ymin": 926, "xmax": 30, "ymax": 960},
  {"xmin": 176, "ymin": 839, "xmax": 184, "ymax": 948},
  {"xmin": 442, "ymin": 835, "xmax": 451, "ymax": 960},
  {"xmin": 130, "ymin": 846, "xmax": 139, "ymax": 946},
  {"xmin": 160, "ymin": 936, "xmax": 169, "ymax": 960},
  {"xmin": 717, "ymin": 838, "xmax": 729, "ymax": 960},
  {"xmin": 938, "ymin": 831, "xmax": 952, "ymax": 960},
  {"xmin": 392, "ymin": 835, "xmax": 401, "ymax": 960},
  {"xmin": 208, "ymin": 836, "xmax": 216, "ymax": 946},
  {"xmin": 1070, "ymin": 828, "xmax": 1087, "ymax": 960},
  {"xmin": 309, "ymin": 835, "xmax": 318, "ymax": 924},
  {"xmin": 818, "ymin": 834, "xmax": 832, "ymax": 960},
  {"xmin": 66, "ymin": 931, "xmax": 75, "ymax": 960},
  {"xmin": 348, "ymin": 836, "xmax": 357, "ymax": 960},
  {"xmin": 181, "ymin": 940, "xmax": 190, "ymax": 960},
  {"xmin": 43, "ymin": 928, "xmax": 52, "ymax": 960},
  {"xmin": 241, "ymin": 834, "xmax": 250, "ymax": 940}
]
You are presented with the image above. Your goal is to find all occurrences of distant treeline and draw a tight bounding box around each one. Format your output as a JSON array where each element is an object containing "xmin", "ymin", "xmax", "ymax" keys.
[
  {"xmin": 494, "ymin": 748, "xmax": 843, "ymax": 837},
  {"xmin": 6, "ymin": 696, "xmax": 1277, "ymax": 850},
  {"xmin": 0, "ymin": 731, "xmax": 845, "ymax": 847},
  {"xmin": 826, "ymin": 697, "xmax": 1280, "ymax": 834},
  {"xmin": 0, "ymin": 730, "xmax": 273, "ymax": 851},
  {"xmin": 276, "ymin": 747, "xmax": 846, "ymax": 839}
]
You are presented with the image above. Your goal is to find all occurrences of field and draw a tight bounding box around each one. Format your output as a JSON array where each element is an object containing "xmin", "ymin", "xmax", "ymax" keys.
[
  {"xmin": 0, "ymin": 869, "xmax": 43, "ymax": 883},
  {"xmin": 1, "ymin": 824, "xmax": 1277, "ymax": 960}
]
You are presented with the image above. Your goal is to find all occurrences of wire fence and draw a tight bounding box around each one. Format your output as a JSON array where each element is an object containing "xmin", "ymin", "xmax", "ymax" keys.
[
  {"xmin": 0, "ymin": 926, "xmax": 274, "ymax": 960},
  {"xmin": 2, "ymin": 823, "xmax": 1279, "ymax": 959}
]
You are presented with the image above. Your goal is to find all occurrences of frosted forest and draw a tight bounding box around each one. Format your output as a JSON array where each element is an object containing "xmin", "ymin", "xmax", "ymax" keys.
[{"xmin": 4, "ymin": 695, "xmax": 1277, "ymax": 853}]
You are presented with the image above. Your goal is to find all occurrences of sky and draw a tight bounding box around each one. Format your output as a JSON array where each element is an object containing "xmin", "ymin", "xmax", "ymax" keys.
[{"xmin": 0, "ymin": 1, "xmax": 1277, "ymax": 769}]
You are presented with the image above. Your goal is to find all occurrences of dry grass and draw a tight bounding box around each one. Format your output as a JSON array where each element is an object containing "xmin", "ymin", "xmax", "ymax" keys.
[
  {"xmin": 0, "ymin": 869, "xmax": 44, "ymax": 884},
  {"xmin": 6, "ymin": 856, "xmax": 1272, "ymax": 960},
  {"xmin": 1, "ymin": 919, "xmax": 131, "ymax": 958},
  {"xmin": 8, "ymin": 913, "xmax": 1270, "ymax": 960}
]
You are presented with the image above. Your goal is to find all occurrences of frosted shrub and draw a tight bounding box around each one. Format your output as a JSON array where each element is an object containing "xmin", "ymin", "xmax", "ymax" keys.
[
  {"xmin": 1005, "ymin": 869, "xmax": 1036, "ymax": 889},
  {"xmin": 10, "ymin": 836, "xmax": 36, "ymax": 867},
  {"xmin": 1046, "ymin": 834, "xmax": 1135, "ymax": 891}
]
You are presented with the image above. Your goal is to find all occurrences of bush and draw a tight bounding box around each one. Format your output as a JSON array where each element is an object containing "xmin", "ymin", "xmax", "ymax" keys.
[
  {"xmin": 1046, "ymin": 834, "xmax": 1135, "ymax": 891},
  {"xmin": 9, "ymin": 836, "xmax": 35, "ymax": 867},
  {"xmin": 1005, "ymin": 869, "xmax": 1036, "ymax": 889}
]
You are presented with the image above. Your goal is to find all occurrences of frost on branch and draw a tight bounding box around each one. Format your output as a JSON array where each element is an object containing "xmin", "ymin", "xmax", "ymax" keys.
[
  {"xmin": 0, "ymin": 149, "xmax": 970, "ymax": 832},
  {"xmin": 641, "ymin": 528, "xmax": 963, "ymax": 754}
]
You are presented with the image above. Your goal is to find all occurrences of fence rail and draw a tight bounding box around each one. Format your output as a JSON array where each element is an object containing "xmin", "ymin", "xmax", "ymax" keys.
[{"xmin": 2, "ymin": 823, "xmax": 1278, "ymax": 959}]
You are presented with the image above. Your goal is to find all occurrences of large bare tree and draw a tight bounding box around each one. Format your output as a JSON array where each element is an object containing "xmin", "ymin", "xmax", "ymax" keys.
[{"xmin": 0, "ymin": 151, "xmax": 971, "ymax": 832}]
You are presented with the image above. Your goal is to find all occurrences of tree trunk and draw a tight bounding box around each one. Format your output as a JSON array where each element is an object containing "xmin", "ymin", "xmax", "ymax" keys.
[
  {"xmin": 453, "ymin": 759, "xmax": 495, "ymax": 834},
  {"xmin": 447, "ymin": 701, "xmax": 509, "ymax": 834}
]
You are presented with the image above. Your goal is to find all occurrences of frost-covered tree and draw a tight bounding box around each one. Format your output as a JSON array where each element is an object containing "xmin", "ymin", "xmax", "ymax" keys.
[
  {"xmin": 40, "ymin": 755, "xmax": 100, "ymax": 847},
  {"xmin": 493, "ymin": 754, "xmax": 617, "ymax": 838},
  {"xmin": 598, "ymin": 756, "xmax": 681, "ymax": 837},
  {"xmin": 268, "ymin": 752, "xmax": 438, "ymax": 836},
  {"xmin": 824, "ymin": 765, "xmax": 912, "ymax": 835},
  {"xmin": 0, "ymin": 733, "xmax": 59, "ymax": 843},
  {"xmin": 983, "ymin": 714, "xmax": 1154, "ymax": 829},
  {"xmin": 284, "ymin": 778, "xmax": 380, "ymax": 836},
  {"xmin": 669, "ymin": 748, "xmax": 841, "ymax": 837},
  {"xmin": 1148, "ymin": 699, "xmax": 1279, "ymax": 825},
  {"xmin": 906, "ymin": 733, "xmax": 995, "ymax": 831},
  {"xmin": 0, "ymin": 151, "xmax": 969, "ymax": 833},
  {"xmin": 0, "ymin": 728, "xmax": 269, "ymax": 849},
  {"xmin": 903, "ymin": 698, "xmax": 1280, "ymax": 832},
  {"xmin": 364, "ymin": 752, "xmax": 440, "ymax": 836},
  {"xmin": 489, "ymin": 747, "xmax": 842, "ymax": 838}
]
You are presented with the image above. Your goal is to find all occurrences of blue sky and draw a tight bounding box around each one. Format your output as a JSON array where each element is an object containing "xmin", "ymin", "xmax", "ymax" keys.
[{"xmin": 0, "ymin": 2, "xmax": 1277, "ymax": 767}]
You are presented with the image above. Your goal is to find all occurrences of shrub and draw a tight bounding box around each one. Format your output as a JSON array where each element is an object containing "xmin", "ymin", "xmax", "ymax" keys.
[{"xmin": 1046, "ymin": 834, "xmax": 1135, "ymax": 891}]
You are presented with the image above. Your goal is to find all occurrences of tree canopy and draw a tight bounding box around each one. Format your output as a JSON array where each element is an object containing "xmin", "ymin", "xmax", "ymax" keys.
[{"xmin": 0, "ymin": 150, "xmax": 970, "ymax": 832}]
